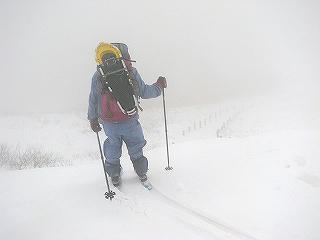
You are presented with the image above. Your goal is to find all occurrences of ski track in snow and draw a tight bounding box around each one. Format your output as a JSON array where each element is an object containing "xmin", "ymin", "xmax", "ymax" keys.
[
  {"xmin": 151, "ymin": 185, "xmax": 259, "ymax": 240},
  {"xmin": 115, "ymin": 177, "xmax": 258, "ymax": 240}
]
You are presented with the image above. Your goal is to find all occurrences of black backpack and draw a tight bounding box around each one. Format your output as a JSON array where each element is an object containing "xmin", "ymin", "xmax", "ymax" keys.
[{"xmin": 96, "ymin": 43, "xmax": 140, "ymax": 116}]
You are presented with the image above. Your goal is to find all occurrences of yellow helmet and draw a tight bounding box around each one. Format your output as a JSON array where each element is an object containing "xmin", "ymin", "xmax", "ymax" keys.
[{"xmin": 95, "ymin": 42, "xmax": 122, "ymax": 65}]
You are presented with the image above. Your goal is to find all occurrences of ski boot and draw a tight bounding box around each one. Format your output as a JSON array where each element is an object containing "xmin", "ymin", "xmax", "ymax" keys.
[
  {"xmin": 138, "ymin": 174, "xmax": 152, "ymax": 190},
  {"xmin": 111, "ymin": 175, "xmax": 121, "ymax": 187},
  {"xmin": 138, "ymin": 173, "xmax": 148, "ymax": 182}
]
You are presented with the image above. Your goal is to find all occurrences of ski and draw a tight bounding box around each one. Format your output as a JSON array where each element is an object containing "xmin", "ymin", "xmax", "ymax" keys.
[{"xmin": 141, "ymin": 180, "xmax": 153, "ymax": 190}]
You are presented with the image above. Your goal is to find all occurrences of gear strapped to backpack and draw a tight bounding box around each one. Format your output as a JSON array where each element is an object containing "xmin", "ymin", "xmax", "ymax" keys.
[{"xmin": 95, "ymin": 43, "xmax": 141, "ymax": 122}]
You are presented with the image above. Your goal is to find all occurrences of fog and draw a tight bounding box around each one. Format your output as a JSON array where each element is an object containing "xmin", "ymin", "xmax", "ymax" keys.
[{"xmin": 1, "ymin": 0, "xmax": 319, "ymax": 114}]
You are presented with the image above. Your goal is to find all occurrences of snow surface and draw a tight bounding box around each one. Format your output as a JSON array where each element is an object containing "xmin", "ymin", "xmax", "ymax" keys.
[{"xmin": 1, "ymin": 93, "xmax": 320, "ymax": 240}]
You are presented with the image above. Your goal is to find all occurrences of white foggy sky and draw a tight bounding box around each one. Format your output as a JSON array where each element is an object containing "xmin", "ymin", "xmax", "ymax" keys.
[{"xmin": 0, "ymin": 0, "xmax": 319, "ymax": 114}]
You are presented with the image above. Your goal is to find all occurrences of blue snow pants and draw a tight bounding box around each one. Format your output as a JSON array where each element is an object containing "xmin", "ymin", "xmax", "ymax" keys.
[{"xmin": 102, "ymin": 118, "xmax": 148, "ymax": 177}]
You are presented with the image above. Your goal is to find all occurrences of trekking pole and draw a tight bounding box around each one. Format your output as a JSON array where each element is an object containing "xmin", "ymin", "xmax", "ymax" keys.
[
  {"xmin": 96, "ymin": 132, "xmax": 115, "ymax": 200},
  {"xmin": 162, "ymin": 89, "xmax": 173, "ymax": 170}
]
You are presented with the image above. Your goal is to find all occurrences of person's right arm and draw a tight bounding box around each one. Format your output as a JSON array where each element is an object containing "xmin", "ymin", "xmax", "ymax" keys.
[{"xmin": 87, "ymin": 72, "xmax": 100, "ymax": 120}]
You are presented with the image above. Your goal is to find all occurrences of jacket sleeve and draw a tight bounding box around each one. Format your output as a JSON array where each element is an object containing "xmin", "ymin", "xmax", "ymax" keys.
[
  {"xmin": 133, "ymin": 68, "xmax": 162, "ymax": 99},
  {"xmin": 87, "ymin": 72, "xmax": 100, "ymax": 120}
]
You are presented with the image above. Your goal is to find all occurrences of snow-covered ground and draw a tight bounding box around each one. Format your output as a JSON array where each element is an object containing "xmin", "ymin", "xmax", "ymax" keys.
[{"xmin": 1, "ymin": 92, "xmax": 320, "ymax": 240}]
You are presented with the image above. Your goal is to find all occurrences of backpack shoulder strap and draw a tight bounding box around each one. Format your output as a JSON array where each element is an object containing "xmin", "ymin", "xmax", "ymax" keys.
[
  {"xmin": 126, "ymin": 67, "xmax": 143, "ymax": 111},
  {"xmin": 127, "ymin": 67, "xmax": 140, "ymax": 96}
]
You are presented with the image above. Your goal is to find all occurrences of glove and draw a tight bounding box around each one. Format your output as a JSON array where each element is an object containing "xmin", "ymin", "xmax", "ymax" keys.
[
  {"xmin": 90, "ymin": 118, "xmax": 102, "ymax": 133},
  {"xmin": 155, "ymin": 76, "xmax": 167, "ymax": 89}
]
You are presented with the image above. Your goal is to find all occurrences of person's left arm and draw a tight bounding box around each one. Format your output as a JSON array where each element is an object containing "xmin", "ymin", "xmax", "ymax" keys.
[{"xmin": 133, "ymin": 68, "xmax": 165, "ymax": 99}]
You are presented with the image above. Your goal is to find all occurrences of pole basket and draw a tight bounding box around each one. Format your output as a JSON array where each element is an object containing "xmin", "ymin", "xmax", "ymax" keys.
[
  {"xmin": 165, "ymin": 166, "xmax": 173, "ymax": 171},
  {"xmin": 105, "ymin": 190, "xmax": 116, "ymax": 200}
]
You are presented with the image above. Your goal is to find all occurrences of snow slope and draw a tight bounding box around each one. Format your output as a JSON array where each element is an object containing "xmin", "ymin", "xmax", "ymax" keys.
[{"xmin": 1, "ymin": 93, "xmax": 320, "ymax": 240}]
